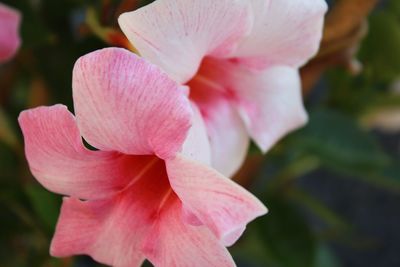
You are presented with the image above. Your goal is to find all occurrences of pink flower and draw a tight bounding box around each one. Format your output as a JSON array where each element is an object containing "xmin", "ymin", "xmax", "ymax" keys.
[
  {"xmin": 0, "ymin": 2, "xmax": 21, "ymax": 63},
  {"xmin": 19, "ymin": 48, "xmax": 267, "ymax": 266},
  {"xmin": 118, "ymin": 0, "xmax": 328, "ymax": 177}
]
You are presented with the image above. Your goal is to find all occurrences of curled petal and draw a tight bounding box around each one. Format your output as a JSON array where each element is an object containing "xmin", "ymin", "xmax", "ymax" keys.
[
  {"xmin": 73, "ymin": 48, "xmax": 192, "ymax": 159},
  {"xmin": 143, "ymin": 200, "xmax": 236, "ymax": 267},
  {"xmin": 118, "ymin": 0, "xmax": 253, "ymax": 83},
  {"xmin": 166, "ymin": 154, "xmax": 267, "ymax": 246}
]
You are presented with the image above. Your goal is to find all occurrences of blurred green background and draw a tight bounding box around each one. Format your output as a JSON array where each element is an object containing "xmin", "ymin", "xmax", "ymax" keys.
[{"xmin": 0, "ymin": 0, "xmax": 399, "ymax": 266}]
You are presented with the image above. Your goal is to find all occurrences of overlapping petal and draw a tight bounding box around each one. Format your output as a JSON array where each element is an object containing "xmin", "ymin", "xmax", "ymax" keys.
[
  {"xmin": 197, "ymin": 58, "xmax": 308, "ymax": 152},
  {"xmin": 232, "ymin": 66, "xmax": 308, "ymax": 152},
  {"xmin": 180, "ymin": 103, "xmax": 211, "ymax": 165},
  {"xmin": 118, "ymin": 0, "xmax": 253, "ymax": 83},
  {"xmin": 234, "ymin": 0, "xmax": 328, "ymax": 68},
  {"xmin": 205, "ymin": 101, "xmax": 249, "ymax": 178},
  {"xmin": 166, "ymin": 154, "xmax": 268, "ymax": 246},
  {"xmin": 72, "ymin": 48, "xmax": 192, "ymax": 159},
  {"xmin": 143, "ymin": 200, "xmax": 236, "ymax": 267},
  {"xmin": 19, "ymin": 105, "xmax": 137, "ymax": 200},
  {"xmin": 190, "ymin": 83, "xmax": 249, "ymax": 177},
  {"xmin": 0, "ymin": 3, "xmax": 21, "ymax": 63}
]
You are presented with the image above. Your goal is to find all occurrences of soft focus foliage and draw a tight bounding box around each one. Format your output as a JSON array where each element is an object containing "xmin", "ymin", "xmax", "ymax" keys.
[{"xmin": 0, "ymin": 0, "xmax": 399, "ymax": 267}]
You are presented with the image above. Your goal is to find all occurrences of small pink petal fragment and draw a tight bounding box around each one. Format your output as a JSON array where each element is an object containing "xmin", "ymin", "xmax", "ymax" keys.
[{"xmin": 0, "ymin": 3, "xmax": 21, "ymax": 63}]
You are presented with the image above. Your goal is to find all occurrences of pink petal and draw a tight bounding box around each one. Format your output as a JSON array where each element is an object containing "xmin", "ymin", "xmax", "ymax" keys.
[
  {"xmin": 234, "ymin": 0, "xmax": 327, "ymax": 68},
  {"xmin": 189, "ymin": 80, "xmax": 249, "ymax": 177},
  {"xmin": 72, "ymin": 48, "xmax": 192, "ymax": 159},
  {"xmin": 142, "ymin": 199, "xmax": 236, "ymax": 267},
  {"xmin": 166, "ymin": 154, "xmax": 267, "ymax": 246},
  {"xmin": 118, "ymin": 0, "xmax": 253, "ymax": 83},
  {"xmin": 51, "ymin": 158, "xmax": 170, "ymax": 267},
  {"xmin": 180, "ymin": 103, "xmax": 211, "ymax": 166},
  {"xmin": 0, "ymin": 3, "xmax": 21, "ymax": 63},
  {"xmin": 51, "ymin": 197, "xmax": 146, "ymax": 267},
  {"xmin": 18, "ymin": 104, "xmax": 137, "ymax": 200}
]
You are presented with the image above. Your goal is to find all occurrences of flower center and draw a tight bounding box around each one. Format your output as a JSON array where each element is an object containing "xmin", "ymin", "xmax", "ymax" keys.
[
  {"xmin": 187, "ymin": 57, "xmax": 225, "ymax": 98},
  {"xmin": 186, "ymin": 57, "xmax": 237, "ymax": 121},
  {"xmin": 121, "ymin": 156, "xmax": 178, "ymax": 218}
]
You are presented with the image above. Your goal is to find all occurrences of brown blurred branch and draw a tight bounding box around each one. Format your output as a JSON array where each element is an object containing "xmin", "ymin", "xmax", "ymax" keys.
[
  {"xmin": 235, "ymin": 0, "xmax": 380, "ymax": 187},
  {"xmin": 323, "ymin": 0, "xmax": 379, "ymax": 45},
  {"xmin": 115, "ymin": 0, "xmax": 140, "ymax": 19},
  {"xmin": 301, "ymin": 0, "xmax": 379, "ymax": 94}
]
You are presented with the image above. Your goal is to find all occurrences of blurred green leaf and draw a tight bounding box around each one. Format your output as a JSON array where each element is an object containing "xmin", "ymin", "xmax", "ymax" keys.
[
  {"xmin": 0, "ymin": 107, "xmax": 20, "ymax": 151},
  {"xmin": 231, "ymin": 228, "xmax": 273, "ymax": 267},
  {"xmin": 387, "ymin": 0, "xmax": 400, "ymax": 18},
  {"xmin": 359, "ymin": 11, "xmax": 400, "ymax": 82},
  {"xmin": 289, "ymin": 109, "xmax": 390, "ymax": 173},
  {"xmin": 353, "ymin": 161, "xmax": 400, "ymax": 193},
  {"xmin": 25, "ymin": 183, "xmax": 61, "ymax": 231},
  {"xmin": 314, "ymin": 244, "xmax": 341, "ymax": 267},
  {"xmin": 0, "ymin": 143, "xmax": 19, "ymax": 179},
  {"xmin": 288, "ymin": 189, "xmax": 348, "ymax": 230},
  {"xmin": 254, "ymin": 196, "xmax": 316, "ymax": 267},
  {"xmin": 287, "ymin": 109, "xmax": 400, "ymax": 193}
]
